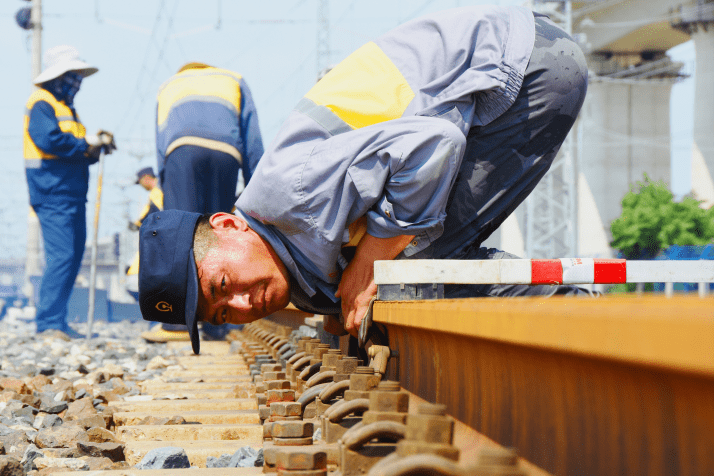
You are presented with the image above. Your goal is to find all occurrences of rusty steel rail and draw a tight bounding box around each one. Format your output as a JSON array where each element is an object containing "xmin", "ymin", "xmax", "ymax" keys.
[{"xmin": 373, "ymin": 294, "xmax": 714, "ymax": 476}]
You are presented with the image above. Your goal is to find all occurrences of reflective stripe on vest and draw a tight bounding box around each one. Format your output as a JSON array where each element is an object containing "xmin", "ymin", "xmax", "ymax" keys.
[
  {"xmin": 165, "ymin": 136, "xmax": 243, "ymax": 165},
  {"xmin": 23, "ymin": 88, "xmax": 86, "ymax": 163},
  {"xmin": 156, "ymin": 68, "xmax": 243, "ymax": 129},
  {"xmin": 302, "ymin": 41, "xmax": 415, "ymax": 134}
]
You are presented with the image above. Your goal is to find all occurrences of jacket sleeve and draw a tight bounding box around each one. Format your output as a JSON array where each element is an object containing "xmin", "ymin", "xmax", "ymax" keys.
[
  {"xmin": 241, "ymin": 115, "xmax": 467, "ymax": 257},
  {"xmin": 28, "ymin": 101, "xmax": 89, "ymax": 159},
  {"xmin": 324, "ymin": 117, "xmax": 467, "ymax": 242},
  {"xmin": 238, "ymin": 79, "xmax": 264, "ymax": 184}
]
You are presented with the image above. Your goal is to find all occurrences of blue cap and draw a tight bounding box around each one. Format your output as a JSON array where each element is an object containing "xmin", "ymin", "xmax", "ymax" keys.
[
  {"xmin": 138, "ymin": 210, "xmax": 203, "ymax": 353},
  {"xmin": 135, "ymin": 167, "xmax": 155, "ymax": 184}
]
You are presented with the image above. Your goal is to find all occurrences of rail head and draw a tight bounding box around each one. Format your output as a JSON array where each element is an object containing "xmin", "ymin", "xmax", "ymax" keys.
[{"xmin": 372, "ymin": 295, "xmax": 714, "ymax": 378}]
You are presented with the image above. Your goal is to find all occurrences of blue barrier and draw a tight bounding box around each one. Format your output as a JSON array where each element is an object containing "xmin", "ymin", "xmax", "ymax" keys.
[
  {"xmin": 108, "ymin": 300, "xmax": 142, "ymax": 323},
  {"xmin": 653, "ymin": 245, "xmax": 714, "ymax": 293},
  {"xmin": 67, "ymin": 287, "xmax": 108, "ymax": 323},
  {"xmin": 29, "ymin": 277, "xmax": 142, "ymax": 323}
]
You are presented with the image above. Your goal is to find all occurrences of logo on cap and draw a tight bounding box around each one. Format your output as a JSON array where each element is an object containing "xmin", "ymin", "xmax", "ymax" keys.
[{"xmin": 156, "ymin": 301, "xmax": 173, "ymax": 312}]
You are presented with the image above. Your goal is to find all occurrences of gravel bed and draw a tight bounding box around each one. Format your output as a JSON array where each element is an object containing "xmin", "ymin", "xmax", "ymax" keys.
[{"xmin": 0, "ymin": 309, "xmax": 190, "ymax": 474}]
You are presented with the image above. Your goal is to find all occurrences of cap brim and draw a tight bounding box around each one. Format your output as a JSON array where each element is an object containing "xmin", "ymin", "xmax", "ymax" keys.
[
  {"xmin": 185, "ymin": 249, "xmax": 201, "ymax": 354},
  {"xmin": 33, "ymin": 60, "xmax": 98, "ymax": 85}
]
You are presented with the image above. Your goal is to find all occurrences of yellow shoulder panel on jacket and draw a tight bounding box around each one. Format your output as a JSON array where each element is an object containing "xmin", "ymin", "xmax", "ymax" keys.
[
  {"xmin": 304, "ymin": 42, "xmax": 415, "ymax": 130},
  {"xmin": 157, "ymin": 69, "xmax": 243, "ymax": 126}
]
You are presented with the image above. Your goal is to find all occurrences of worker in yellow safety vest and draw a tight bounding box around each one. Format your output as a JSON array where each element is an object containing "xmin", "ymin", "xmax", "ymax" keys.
[
  {"xmin": 128, "ymin": 167, "xmax": 163, "ymax": 232},
  {"xmin": 24, "ymin": 45, "xmax": 115, "ymax": 339}
]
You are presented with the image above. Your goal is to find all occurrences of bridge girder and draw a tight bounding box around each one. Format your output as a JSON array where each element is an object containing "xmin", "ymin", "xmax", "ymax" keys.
[{"xmin": 572, "ymin": 0, "xmax": 693, "ymax": 57}]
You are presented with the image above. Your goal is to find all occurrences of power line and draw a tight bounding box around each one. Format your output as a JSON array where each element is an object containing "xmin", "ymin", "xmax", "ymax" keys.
[{"xmin": 113, "ymin": 0, "xmax": 170, "ymax": 136}]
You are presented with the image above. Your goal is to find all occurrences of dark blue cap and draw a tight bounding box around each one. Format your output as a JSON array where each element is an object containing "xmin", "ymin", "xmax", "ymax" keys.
[
  {"xmin": 139, "ymin": 210, "xmax": 203, "ymax": 353},
  {"xmin": 135, "ymin": 167, "xmax": 155, "ymax": 184}
]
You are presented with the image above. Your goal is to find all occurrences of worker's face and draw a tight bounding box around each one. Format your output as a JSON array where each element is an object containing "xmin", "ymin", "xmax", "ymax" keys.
[
  {"xmin": 61, "ymin": 72, "xmax": 83, "ymax": 104},
  {"xmin": 138, "ymin": 175, "xmax": 155, "ymax": 191},
  {"xmin": 196, "ymin": 213, "xmax": 291, "ymax": 326}
]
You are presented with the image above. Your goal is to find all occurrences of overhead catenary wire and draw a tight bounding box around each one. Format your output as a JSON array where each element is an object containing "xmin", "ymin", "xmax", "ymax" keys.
[
  {"xmin": 113, "ymin": 0, "xmax": 173, "ymax": 137},
  {"xmin": 0, "ymin": 0, "xmax": 704, "ymax": 263}
]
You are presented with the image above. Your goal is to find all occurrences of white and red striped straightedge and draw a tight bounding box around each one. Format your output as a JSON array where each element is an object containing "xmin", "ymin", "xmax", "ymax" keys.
[{"xmin": 373, "ymin": 259, "xmax": 714, "ymax": 285}]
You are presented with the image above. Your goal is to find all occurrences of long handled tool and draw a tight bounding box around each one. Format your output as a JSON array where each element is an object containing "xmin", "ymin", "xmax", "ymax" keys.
[
  {"xmin": 86, "ymin": 132, "xmax": 116, "ymax": 340},
  {"xmin": 86, "ymin": 147, "xmax": 105, "ymax": 340}
]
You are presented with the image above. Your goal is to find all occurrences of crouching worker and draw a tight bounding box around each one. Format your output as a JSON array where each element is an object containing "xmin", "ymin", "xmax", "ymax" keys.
[{"xmin": 138, "ymin": 4, "xmax": 590, "ymax": 353}]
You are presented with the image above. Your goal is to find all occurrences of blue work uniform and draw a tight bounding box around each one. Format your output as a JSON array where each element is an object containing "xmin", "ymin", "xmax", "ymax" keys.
[
  {"xmin": 24, "ymin": 86, "xmax": 93, "ymax": 333},
  {"xmin": 236, "ymin": 6, "xmax": 591, "ymax": 314},
  {"xmin": 156, "ymin": 66, "xmax": 264, "ymax": 213}
]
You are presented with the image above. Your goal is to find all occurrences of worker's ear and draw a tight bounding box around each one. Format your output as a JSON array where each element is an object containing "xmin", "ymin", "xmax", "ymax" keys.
[{"xmin": 208, "ymin": 213, "xmax": 249, "ymax": 233}]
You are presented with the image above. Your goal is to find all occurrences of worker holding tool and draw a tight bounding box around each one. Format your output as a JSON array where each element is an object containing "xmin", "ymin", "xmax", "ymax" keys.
[
  {"xmin": 138, "ymin": 5, "xmax": 590, "ymax": 353},
  {"xmin": 24, "ymin": 45, "xmax": 115, "ymax": 338},
  {"xmin": 141, "ymin": 62, "xmax": 264, "ymax": 344}
]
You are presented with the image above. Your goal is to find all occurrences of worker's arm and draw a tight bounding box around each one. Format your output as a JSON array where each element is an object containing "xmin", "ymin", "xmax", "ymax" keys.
[
  {"xmin": 237, "ymin": 79, "xmax": 264, "ymax": 185},
  {"xmin": 132, "ymin": 202, "xmax": 151, "ymax": 229},
  {"xmin": 28, "ymin": 101, "xmax": 89, "ymax": 159},
  {"xmin": 238, "ymin": 115, "xmax": 467, "ymax": 310},
  {"xmin": 132, "ymin": 188, "xmax": 163, "ymax": 229},
  {"xmin": 335, "ymin": 233, "xmax": 414, "ymax": 335}
]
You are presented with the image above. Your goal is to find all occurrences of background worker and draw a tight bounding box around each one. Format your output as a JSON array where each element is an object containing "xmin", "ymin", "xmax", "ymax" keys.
[
  {"xmin": 156, "ymin": 62, "xmax": 264, "ymax": 214},
  {"xmin": 138, "ymin": 5, "xmax": 590, "ymax": 353},
  {"xmin": 24, "ymin": 45, "xmax": 115, "ymax": 338},
  {"xmin": 128, "ymin": 167, "xmax": 162, "ymax": 232},
  {"xmin": 125, "ymin": 167, "xmax": 163, "ymax": 302},
  {"xmin": 124, "ymin": 165, "xmax": 187, "ymax": 342}
]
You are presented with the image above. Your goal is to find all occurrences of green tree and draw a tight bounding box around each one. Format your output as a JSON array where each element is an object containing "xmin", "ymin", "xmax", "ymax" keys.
[{"xmin": 610, "ymin": 175, "xmax": 714, "ymax": 260}]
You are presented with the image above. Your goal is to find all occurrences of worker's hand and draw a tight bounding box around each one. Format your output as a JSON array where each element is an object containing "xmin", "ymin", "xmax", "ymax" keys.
[
  {"xmin": 336, "ymin": 233, "xmax": 415, "ymax": 338},
  {"xmin": 127, "ymin": 221, "xmax": 140, "ymax": 231},
  {"xmin": 84, "ymin": 135, "xmax": 102, "ymax": 163},
  {"xmin": 335, "ymin": 258, "xmax": 377, "ymax": 338},
  {"xmin": 97, "ymin": 130, "xmax": 117, "ymax": 154}
]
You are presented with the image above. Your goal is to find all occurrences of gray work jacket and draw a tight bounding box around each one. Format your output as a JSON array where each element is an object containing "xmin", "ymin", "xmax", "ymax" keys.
[{"xmin": 237, "ymin": 5, "xmax": 536, "ymax": 304}]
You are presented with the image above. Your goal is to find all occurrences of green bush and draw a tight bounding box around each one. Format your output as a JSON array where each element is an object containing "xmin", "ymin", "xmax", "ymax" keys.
[{"xmin": 610, "ymin": 175, "xmax": 714, "ymax": 260}]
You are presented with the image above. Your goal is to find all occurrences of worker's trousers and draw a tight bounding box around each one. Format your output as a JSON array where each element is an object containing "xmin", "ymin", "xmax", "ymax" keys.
[
  {"xmin": 33, "ymin": 199, "xmax": 86, "ymax": 333},
  {"xmin": 410, "ymin": 15, "xmax": 591, "ymax": 297},
  {"xmin": 161, "ymin": 145, "xmax": 240, "ymax": 215}
]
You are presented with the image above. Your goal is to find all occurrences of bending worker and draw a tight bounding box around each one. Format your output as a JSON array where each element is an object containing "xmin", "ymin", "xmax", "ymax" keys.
[
  {"xmin": 24, "ymin": 45, "xmax": 115, "ymax": 338},
  {"xmin": 138, "ymin": 5, "xmax": 590, "ymax": 353},
  {"xmin": 156, "ymin": 62, "xmax": 264, "ymax": 214}
]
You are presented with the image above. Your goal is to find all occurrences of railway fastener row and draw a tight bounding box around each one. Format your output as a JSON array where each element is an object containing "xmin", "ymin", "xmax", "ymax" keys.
[{"xmin": 236, "ymin": 320, "xmax": 525, "ymax": 476}]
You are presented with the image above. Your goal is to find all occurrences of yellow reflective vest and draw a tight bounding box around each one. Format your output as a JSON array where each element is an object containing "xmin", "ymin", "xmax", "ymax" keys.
[{"xmin": 24, "ymin": 88, "xmax": 86, "ymax": 163}]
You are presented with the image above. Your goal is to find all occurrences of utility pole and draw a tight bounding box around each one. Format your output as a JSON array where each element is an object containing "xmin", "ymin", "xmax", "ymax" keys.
[
  {"xmin": 524, "ymin": 0, "xmax": 578, "ymax": 259},
  {"xmin": 316, "ymin": 0, "xmax": 330, "ymax": 77},
  {"xmin": 24, "ymin": 0, "xmax": 43, "ymax": 304}
]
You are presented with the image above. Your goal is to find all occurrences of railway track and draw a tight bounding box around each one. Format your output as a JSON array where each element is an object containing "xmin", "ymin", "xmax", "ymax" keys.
[{"xmin": 50, "ymin": 294, "xmax": 714, "ymax": 475}]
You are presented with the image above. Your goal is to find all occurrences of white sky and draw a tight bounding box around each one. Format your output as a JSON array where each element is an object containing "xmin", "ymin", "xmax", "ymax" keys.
[{"xmin": 0, "ymin": 0, "xmax": 696, "ymax": 261}]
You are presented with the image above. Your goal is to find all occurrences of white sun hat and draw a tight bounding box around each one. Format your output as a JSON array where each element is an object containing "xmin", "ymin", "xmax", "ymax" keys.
[{"xmin": 33, "ymin": 45, "xmax": 98, "ymax": 85}]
